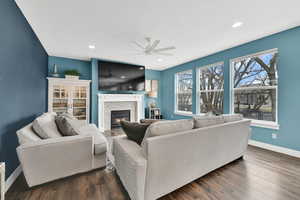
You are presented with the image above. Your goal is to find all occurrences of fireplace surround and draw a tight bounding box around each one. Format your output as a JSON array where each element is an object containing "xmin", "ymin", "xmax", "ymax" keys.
[{"xmin": 98, "ymin": 94, "xmax": 144, "ymax": 131}]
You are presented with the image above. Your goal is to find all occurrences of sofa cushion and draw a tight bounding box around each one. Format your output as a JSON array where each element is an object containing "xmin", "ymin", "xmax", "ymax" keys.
[
  {"xmin": 78, "ymin": 124, "xmax": 107, "ymax": 155},
  {"xmin": 55, "ymin": 115, "xmax": 80, "ymax": 136},
  {"xmin": 17, "ymin": 123, "xmax": 42, "ymax": 144},
  {"xmin": 223, "ymin": 114, "xmax": 243, "ymax": 123},
  {"xmin": 32, "ymin": 113, "xmax": 62, "ymax": 139},
  {"xmin": 193, "ymin": 115, "xmax": 225, "ymax": 128},
  {"xmin": 140, "ymin": 119, "xmax": 161, "ymax": 124},
  {"xmin": 142, "ymin": 119, "xmax": 193, "ymax": 141},
  {"xmin": 120, "ymin": 121, "xmax": 151, "ymax": 145}
]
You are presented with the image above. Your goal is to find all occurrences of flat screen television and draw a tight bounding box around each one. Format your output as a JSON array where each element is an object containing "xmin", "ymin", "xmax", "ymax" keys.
[{"xmin": 98, "ymin": 61, "xmax": 145, "ymax": 91}]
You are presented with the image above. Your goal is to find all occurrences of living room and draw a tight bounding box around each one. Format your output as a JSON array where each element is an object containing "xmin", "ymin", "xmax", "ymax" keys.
[{"xmin": 1, "ymin": 0, "xmax": 300, "ymax": 200}]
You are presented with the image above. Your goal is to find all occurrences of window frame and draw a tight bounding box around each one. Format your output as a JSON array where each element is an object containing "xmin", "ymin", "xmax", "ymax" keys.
[
  {"xmin": 229, "ymin": 48, "xmax": 279, "ymax": 130},
  {"xmin": 174, "ymin": 69, "xmax": 193, "ymax": 115},
  {"xmin": 196, "ymin": 61, "xmax": 224, "ymax": 115}
]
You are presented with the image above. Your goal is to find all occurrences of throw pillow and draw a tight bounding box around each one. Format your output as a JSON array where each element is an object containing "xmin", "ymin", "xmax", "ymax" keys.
[
  {"xmin": 55, "ymin": 115, "xmax": 80, "ymax": 136},
  {"xmin": 120, "ymin": 121, "xmax": 150, "ymax": 145},
  {"xmin": 59, "ymin": 112, "xmax": 77, "ymax": 120},
  {"xmin": 32, "ymin": 113, "xmax": 62, "ymax": 139}
]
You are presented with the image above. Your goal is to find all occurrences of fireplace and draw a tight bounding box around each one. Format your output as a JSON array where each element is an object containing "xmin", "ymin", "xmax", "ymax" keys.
[
  {"xmin": 98, "ymin": 94, "xmax": 144, "ymax": 131},
  {"xmin": 111, "ymin": 110, "xmax": 131, "ymax": 129}
]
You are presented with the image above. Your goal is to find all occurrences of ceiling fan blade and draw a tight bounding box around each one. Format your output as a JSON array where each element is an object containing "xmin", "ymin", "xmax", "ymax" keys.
[
  {"xmin": 155, "ymin": 52, "xmax": 173, "ymax": 56},
  {"xmin": 146, "ymin": 40, "xmax": 160, "ymax": 52},
  {"xmin": 133, "ymin": 41, "xmax": 145, "ymax": 49},
  {"xmin": 153, "ymin": 46, "xmax": 176, "ymax": 52}
]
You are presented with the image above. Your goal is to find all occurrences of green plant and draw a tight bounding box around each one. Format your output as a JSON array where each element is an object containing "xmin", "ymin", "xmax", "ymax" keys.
[{"xmin": 64, "ymin": 69, "xmax": 81, "ymax": 76}]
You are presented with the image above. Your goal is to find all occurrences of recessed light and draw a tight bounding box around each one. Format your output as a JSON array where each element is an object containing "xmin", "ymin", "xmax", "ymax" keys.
[
  {"xmin": 157, "ymin": 58, "xmax": 163, "ymax": 62},
  {"xmin": 120, "ymin": 75, "xmax": 126, "ymax": 79},
  {"xmin": 88, "ymin": 45, "xmax": 96, "ymax": 49},
  {"xmin": 139, "ymin": 67, "xmax": 144, "ymax": 70},
  {"xmin": 232, "ymin": 22, "xmax": 243, "ymax": 28}
]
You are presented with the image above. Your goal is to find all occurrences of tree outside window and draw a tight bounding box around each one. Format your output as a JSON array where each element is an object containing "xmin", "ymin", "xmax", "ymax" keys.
[
  {"xmin": 175, "ymin": 70, "xmax": 193, "ymax": 113},
  {"xmin": 231, "ymin": 49, "xmax": 278, "ymax": 122},
  {"xmin": 197, "ymin": 62, "xmax": 224, "ymax": 115}
]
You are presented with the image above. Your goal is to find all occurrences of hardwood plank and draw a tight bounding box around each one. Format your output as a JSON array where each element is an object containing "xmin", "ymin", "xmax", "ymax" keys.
[{"xmin": 6, "ymin": 146, "xmax": 300, "ymax": 200}]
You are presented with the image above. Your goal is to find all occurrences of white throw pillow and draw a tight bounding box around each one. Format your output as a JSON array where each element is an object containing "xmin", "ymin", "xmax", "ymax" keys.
[{"xmin": 32, "ymin": 113, "xmax": 62, "ymax": 139}]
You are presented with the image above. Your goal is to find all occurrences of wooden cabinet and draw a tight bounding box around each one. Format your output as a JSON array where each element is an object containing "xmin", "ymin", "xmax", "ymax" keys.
[{"xmin": 47, "ymin": 78, "xmax": 91, "ymax": 122}]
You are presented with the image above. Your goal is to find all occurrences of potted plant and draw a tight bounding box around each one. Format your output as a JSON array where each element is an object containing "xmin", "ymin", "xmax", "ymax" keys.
[{"xmin": 64, "ymin": 69, "xmax": 81, "ymax": 80}]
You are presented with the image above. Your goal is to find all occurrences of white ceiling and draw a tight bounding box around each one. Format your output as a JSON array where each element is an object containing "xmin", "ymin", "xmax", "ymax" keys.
[{"xmin": 15, "ymin": 0, "xmax": 300, "ymax": 70}]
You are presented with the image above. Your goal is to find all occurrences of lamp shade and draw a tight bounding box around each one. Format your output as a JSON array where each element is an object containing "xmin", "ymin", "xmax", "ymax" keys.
[{"xmin": 148, "ymin": 91, "xmax": 157, "ymax": 98}]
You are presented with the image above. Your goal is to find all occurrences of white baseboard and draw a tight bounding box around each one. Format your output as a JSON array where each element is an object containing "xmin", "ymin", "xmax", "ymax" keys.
[
  {"xmin": 248, "ymin": 140, "xmax": 300, "ymax": 158},
  {"xmin": 5, "ymin": 165, "xmax": 22, "ymax": 192}
]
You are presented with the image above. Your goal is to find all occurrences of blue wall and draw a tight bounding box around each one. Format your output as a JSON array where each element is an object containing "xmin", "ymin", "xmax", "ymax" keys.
[
  {"xmin": 161, "ymin": 26, "xmax": 300, "ymax": 151},
  {"xmin": 48, "ymin": 56, "xmax": 91, "ymax": 80},
  {"xmin": 90, "ymin": 59, "xmax": 162, "ymax": 124},
  {"xmin": 47, "ymin": 57, "xmax": 162, "ymax": 125},
  {"xmin": 0, "ymin": 0, "xmax": 48, "ymax": 178}
]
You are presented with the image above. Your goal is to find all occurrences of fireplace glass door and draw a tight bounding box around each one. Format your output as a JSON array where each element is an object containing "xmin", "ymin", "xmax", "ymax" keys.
[{"xmin": 111, "ymin": 110, "xmax": 130, "ymax": 129}]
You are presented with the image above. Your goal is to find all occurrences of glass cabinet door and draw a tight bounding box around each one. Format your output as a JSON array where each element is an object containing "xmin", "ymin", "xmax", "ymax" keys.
[
  {"xmin": 52, "ymin": 85, "xmax": 68, "ymax": 114},
  {"xmin": 72, "ymin": 86, "xmax": 87, "ymax": 120}
]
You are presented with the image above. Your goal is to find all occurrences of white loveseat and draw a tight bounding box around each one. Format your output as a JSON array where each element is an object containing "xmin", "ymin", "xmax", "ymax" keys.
[
  {"xmin": 113, "ymin": 115, "xmax": 251, "ymax": 200},
  {"xmin": 16, "ymin": 113, "xmax": 107, "ymax": 187}
]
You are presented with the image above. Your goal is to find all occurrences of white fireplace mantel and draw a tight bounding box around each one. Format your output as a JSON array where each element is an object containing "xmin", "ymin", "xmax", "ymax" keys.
[{"xmin": 98, "ymin": 94, "xmax": 144, "ymax": 131}]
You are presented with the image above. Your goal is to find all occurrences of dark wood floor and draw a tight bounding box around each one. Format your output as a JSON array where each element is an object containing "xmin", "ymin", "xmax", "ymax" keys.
[{"xmin": 6, "ymin": 146, "xmax": 300, "ymax": 200}]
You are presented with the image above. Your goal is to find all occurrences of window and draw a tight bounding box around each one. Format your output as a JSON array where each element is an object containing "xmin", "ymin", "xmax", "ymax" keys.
[
  {"xmin": 175, "ymin": 70, "xmax": 193, "ymax": 114},
  {"xmin": 230, "ymin": 49, "xmax": 278, "ymax": 128},
  {"xmin": 197, "ymin": 62, "xmax": 224, "ymax": 115}
]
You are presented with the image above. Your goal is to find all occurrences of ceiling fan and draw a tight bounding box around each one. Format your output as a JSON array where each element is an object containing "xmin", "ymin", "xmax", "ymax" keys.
[{"xmin": 133, "ymin": 37, "xmax": 176, "ymax": 56}]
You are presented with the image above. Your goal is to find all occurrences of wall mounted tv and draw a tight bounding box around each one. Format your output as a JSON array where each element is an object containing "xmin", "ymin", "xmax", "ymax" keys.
[{"xmin": 98, "ymin": 61, "xmax": 145, "ymax": 91}]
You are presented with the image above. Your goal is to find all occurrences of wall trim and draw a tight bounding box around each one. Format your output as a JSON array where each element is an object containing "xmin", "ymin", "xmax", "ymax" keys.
[
  {"xmin": 5, "ymin": 165, "xmax": 22, "ymax": 192},
  {"xmin": 248, "ymin": 140, "xmax": 300, "ymax": 158}
]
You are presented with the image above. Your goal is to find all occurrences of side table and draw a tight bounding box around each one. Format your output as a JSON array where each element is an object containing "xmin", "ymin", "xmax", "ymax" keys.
[{"xmin": 102, "ymin": 129, "xmax": 125, "ymax": 171}]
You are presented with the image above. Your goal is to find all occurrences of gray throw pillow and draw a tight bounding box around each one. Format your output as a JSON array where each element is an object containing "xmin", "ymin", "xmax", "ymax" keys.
[
  {"xmin": 60, "ymin": 112, "xmax": 78, "ymax": 120},
  {"xmin": 55, "ymin": 115, "xmax": 80, "ymax": 136},
  {"xmin": 32, "ymin": 113, "xmax": 62, "ymax": 139}
]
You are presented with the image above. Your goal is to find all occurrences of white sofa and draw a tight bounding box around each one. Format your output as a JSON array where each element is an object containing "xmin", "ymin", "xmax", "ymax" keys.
[
  {"xmin": 113, "ymin": 115, "xmax": 251, "ymax": 200},
  {"xmin": 16, "ymin": 113, "xmax": 107, "ymax": 187}
]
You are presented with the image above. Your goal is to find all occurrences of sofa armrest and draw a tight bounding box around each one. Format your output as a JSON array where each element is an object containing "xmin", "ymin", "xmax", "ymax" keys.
[
  {"xmin": 17, "ymin": 135, "xmax": 94, "ymax": 187},
  {"xmin": 113, "ymin": 137, "xmax": 147, "ymax": 200}
]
